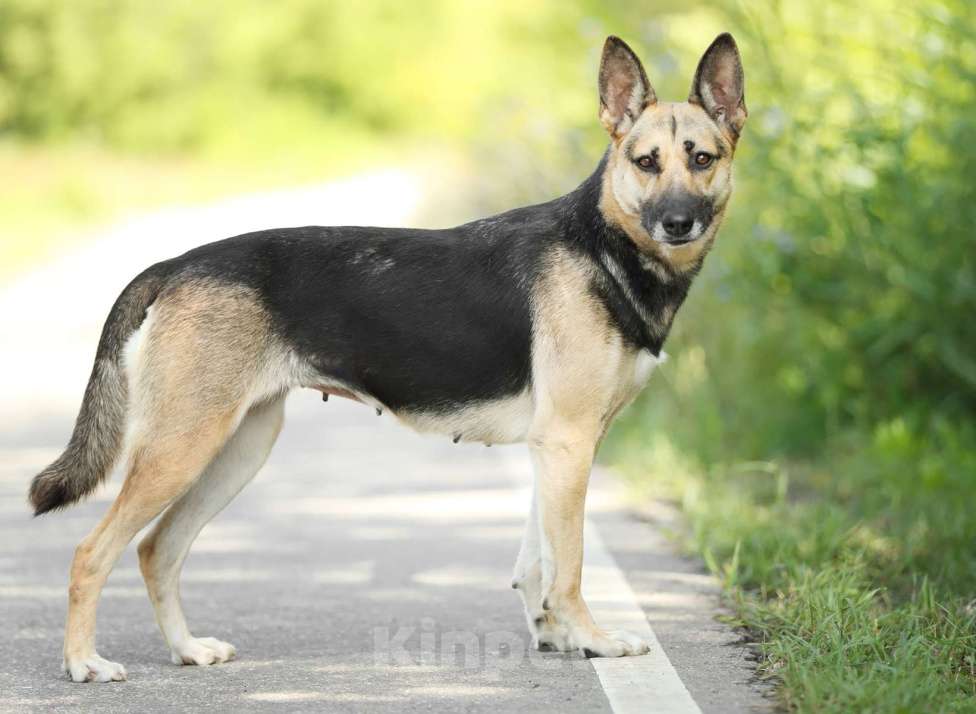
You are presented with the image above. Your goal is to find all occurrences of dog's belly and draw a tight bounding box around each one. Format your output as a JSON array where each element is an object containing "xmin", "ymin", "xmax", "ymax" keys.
[
  {"xmin": 309, "ymin": 368, "xmax": 534, "ymax": 445},
  {"xmin": 394, "ymin": 388, "xmax": 534, "ymax": 445}
]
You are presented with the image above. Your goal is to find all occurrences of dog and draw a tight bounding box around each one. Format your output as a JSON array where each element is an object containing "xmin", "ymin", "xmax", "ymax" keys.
[{"xmin": 29, "ymin": 34, "xmax": 746, "ymax": 682}]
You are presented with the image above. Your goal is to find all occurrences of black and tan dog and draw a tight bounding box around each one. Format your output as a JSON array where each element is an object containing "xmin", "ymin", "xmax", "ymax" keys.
[{"xmin": 30, "ymin": 34, "xmax": 746, "ymax": 682}]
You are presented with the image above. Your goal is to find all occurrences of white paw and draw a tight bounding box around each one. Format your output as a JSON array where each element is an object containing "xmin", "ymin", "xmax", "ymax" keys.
[
  {"xmin": 580, "ymin": 629, "xmax": 651, "ymax": 658},
  {"xmin": 63, "ymin": 653, "xmax": 127, "ymax": 683},
  {"xmin": 170, "ymin": 636, "xmax": 237, "ymax": 666},
  {"xmin": 530, "ymin": 612, "xmax": 650, "ymax": 657}
]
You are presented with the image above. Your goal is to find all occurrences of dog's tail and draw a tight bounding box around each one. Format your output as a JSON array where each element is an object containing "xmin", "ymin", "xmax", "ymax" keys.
[{"xmin": 29, "ymin": 268, "xmax": 167, "ymax": 516}]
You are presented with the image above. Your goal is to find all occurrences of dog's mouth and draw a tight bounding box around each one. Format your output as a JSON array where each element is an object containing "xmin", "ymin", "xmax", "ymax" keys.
[
  {"xmin": 645, "ymin": 223, "xmax": 703, "ymax": 248},
  {"xmin": 662, "ymin": 237, "xmax": 697, "ymax": 247},
  {"xmin": 642, "ymin": 216, "xmax": 710, "ymax": 248}
]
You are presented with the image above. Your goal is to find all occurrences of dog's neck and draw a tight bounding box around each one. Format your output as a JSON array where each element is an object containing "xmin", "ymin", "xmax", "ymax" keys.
[{"xmin": 558, "ymin": 154, "xmax": 700, "ymax": 355}]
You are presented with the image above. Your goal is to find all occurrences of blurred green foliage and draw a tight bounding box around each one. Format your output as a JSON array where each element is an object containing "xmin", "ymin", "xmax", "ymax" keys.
[
  {"xmin": 0, "ymin": 0, "xmax": 635, "ymax": 273},
  {"xmin": 713, "ymin": 1, "xmax": 975, "ymax": 443},
  {"xmin": 0, "ymin": 0, "xmax": 636, "ymax": 154}
]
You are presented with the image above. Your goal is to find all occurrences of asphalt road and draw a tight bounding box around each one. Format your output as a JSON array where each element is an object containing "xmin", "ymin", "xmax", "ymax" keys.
[{"xmin": 0, "ymin": 173, "xmax": 772, "ymax": 713}]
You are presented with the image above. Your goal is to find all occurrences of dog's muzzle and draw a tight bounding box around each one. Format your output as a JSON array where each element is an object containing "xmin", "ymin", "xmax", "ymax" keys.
[{"xmin": 641, "ymin": 193, "xmax": 713, "ymax": 246}]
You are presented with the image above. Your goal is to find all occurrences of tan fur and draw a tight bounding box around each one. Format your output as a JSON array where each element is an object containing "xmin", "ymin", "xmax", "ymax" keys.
[
  {"xmin": 599, "ymin": 102, "xmax": 734, "ymax": 273},
  {"xmin": 511, "ymin": 249, "xmax": 656, "ymax": 655},
  {"xmin": 138, "ymin": 396, "xmax": 285, "ymax": 666},
  {"xmin": 62, "ymin": 280, "xmax": 296, "ymax": 682}
]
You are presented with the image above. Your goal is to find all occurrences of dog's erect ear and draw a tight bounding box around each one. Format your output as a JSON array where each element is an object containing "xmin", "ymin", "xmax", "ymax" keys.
[
  {"xmin": 599, "ymin": 36, "xmax": 656, "ymax": 139},
  {"xmin": 689, "ymin": 33, "xmax": 747, "ymax": 142}
]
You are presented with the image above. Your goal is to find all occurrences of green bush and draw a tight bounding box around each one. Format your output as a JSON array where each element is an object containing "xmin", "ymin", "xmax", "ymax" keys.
[{"xmin": 676, "ymin": 0, "xmax": 974, "ymax": 452}]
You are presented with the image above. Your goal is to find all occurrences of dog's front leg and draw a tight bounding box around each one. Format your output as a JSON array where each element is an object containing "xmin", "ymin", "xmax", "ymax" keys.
[{"xmin": 526, "ymin": 420, "xmax": 649, "ymax": 657}]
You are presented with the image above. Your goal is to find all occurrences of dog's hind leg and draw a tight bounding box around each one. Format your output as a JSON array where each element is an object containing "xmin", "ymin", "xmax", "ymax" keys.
[
  {"xmin": 137, "ymin": 395, "xmax": 285, "ymax": 666},
  {"xmin": 61, "ymin": 279, "xmax": 287, "ymax": 682},
  {"xmin": 62, "ymin": 410, "xmax": 240, "ymax": 682}
]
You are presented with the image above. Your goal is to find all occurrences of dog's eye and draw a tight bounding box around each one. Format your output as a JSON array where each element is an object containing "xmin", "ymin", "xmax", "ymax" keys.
[
  {"xmin": 635, "ymin": 155, "xmax": 656, "ymax": 171},
  {"xmin": 694, "ymin": 152, "xmax": 714, "ymax": 168}
]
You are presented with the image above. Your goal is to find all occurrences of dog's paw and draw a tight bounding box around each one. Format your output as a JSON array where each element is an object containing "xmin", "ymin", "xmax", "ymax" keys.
[
  {"xmin": 63, "ymin": 653, "xmax": 127, "ymax": 683},
  {"xmin": 170, "ymin": 636, "xmax": 237, "ymax": 666},
  {"xmin": 531, "ymin": 613, "xmax": 574, "ymax": 652},
  {"xmin": 531, "ymin": 611, "xmax": 649, "ymax": 657},
  {"xmin": 579, "ymin": 629, "xmax": 650, "ymax": 658}
]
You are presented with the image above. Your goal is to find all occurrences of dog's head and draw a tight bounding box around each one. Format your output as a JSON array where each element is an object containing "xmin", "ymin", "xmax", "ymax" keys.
[{"xmin": 597, "ymin": 34, "xmax": 746, "ymax": 269}]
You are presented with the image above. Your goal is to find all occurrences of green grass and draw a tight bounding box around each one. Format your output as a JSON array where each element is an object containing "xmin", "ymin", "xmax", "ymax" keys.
[{"xmin": 606, "ymin": 417, "xmax": 976, "ymax": 712}]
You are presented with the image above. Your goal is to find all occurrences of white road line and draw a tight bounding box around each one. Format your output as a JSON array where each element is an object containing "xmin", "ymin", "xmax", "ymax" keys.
[{"xmin": 583, "ymin": 520, "xmax": 702, "ymax": 714}]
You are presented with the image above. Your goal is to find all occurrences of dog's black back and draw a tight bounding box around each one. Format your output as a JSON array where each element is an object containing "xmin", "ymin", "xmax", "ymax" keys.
[{"xmin": 157, "ymin": 204, "xmax": 558, "ymax": 413}]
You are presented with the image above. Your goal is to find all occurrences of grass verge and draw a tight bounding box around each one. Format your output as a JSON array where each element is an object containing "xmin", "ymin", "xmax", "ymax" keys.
[{"xmin": 606, "ymin": 416, "xmax": 976, "ymax": 712}]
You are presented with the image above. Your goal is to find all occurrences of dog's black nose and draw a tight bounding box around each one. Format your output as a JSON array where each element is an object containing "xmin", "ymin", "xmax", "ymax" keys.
[{"xmin": 662, "ymin": 213, "xmax": 694, "ymax": 238}]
